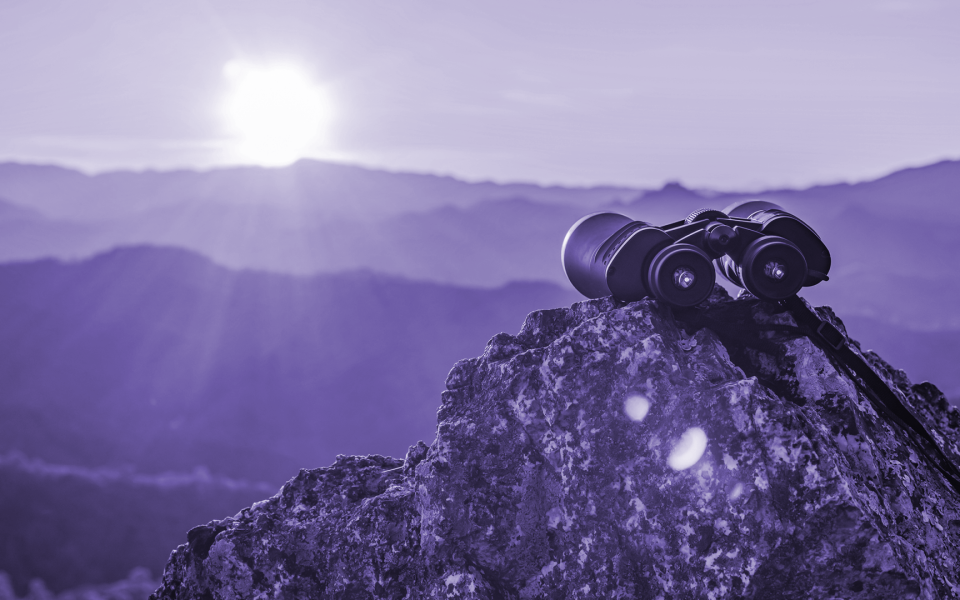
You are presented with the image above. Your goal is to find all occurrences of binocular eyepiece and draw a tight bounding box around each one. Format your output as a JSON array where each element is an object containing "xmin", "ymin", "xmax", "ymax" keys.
[{"xmin": 561, "ymin": 201, "xmax": 830, "ymax": 306}]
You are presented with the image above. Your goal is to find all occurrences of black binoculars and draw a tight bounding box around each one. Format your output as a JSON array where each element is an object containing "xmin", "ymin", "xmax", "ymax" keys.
[{"xmin": 562, "ymin": 201, "xmax": 831, "ymax": 307}]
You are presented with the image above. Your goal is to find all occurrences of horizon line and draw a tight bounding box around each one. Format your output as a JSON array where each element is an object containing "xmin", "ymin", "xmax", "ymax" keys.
[{"xmin": 1, "ymin": 154, "xmax": 958, "ymax": 196}]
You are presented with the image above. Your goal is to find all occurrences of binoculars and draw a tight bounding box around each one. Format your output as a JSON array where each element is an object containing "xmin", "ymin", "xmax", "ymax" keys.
[{"xmin": 562, "ymin": 201, "xmax": 830, "ymax": 307}]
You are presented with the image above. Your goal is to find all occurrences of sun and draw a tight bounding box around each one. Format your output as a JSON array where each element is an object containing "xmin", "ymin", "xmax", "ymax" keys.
[{"xmin": 222, "ymin": 60, "xmax": 333, "ymax": 165}]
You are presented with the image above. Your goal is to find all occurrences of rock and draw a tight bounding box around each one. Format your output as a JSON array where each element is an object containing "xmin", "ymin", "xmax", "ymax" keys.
[{"xmin": 151, "ymin": 287, "xmax": 960, "ymax": 599}]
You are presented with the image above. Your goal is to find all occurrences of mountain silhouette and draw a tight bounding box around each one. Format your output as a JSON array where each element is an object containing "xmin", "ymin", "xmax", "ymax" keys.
[
  {"xmin": 0, "ymin": 246, "xmax": 582, "ymax": 593},
  {"xmin": 0, "ymin": 160, "xmax": 636, "ymax": 221},
  {"xmin": 0, "ymin": 246, "xmax": 579, "ymax": 482}
]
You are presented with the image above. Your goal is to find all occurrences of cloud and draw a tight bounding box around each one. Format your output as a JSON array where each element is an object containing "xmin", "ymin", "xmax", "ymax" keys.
[{"xmin": 0, "ymin": 450, "xmax": 275, "ymax": 493}]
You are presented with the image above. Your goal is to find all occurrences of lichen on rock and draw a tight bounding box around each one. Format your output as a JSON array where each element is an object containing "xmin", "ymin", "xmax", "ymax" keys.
[{"xmin": 152, "ymin": 286, "xmax": 960, "ymax": 599}]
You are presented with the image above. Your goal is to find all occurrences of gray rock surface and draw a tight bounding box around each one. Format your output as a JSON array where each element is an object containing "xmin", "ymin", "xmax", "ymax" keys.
[{"xmin": 151, "ymin": 287, "xmax": 960, "ymax": 599}]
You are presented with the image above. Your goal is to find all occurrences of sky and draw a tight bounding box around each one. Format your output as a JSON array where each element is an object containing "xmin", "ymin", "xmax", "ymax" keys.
[{"xmin": 0, "ymin": 0, "xmax": 958, "ymax": 190}]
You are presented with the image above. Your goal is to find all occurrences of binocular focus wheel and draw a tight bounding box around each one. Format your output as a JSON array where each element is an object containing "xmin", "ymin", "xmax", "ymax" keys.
[
  {"xmin": 739, "ymin": 236, "xmax": 807, "ymax": 301},
  {"xmin": 646, "ymin": 244, "xmax": 715, "ymax": 307},
  {"xmin": 685, "ymin": 208, "xmax": 727, "ymax": 224}
]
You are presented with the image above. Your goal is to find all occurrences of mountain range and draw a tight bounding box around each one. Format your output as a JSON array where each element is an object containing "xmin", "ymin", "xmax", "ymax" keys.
[
  {"xmin": 0, "ymin": 247, "xmax": 580, "ymax": 482},
  {"xmin": 0, "ymin": 246, "xmax": 580, "ymax": 593},
  {"xmin": 1, "ymin": 157, "xmax": 959, "ymax": 594},
  {"xmin": 1, "ymin": 159, "xmax": 958, "ymax": 330}
]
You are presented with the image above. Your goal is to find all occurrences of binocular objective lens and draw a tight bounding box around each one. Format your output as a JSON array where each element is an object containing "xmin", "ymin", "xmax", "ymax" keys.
[
  {"xmin": 647, "ymin": 244, "xmax": 715, "ymax": 307},
  {"xmin": 673, "ymin": 267, "xmax": 696, "ymax": 289},
  {"xmin": 739, "ymin": 236, "xmax": 806, "ymax": 301},
  {"xmin": 764, "ymin": 261, "xmax": 787, "ymax": 280}
]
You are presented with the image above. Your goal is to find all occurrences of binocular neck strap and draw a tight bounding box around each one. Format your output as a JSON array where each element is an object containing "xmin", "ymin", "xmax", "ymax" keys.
[{"xmin": 780, "ymin": 295, "xmax": 960, "ymax": 498}]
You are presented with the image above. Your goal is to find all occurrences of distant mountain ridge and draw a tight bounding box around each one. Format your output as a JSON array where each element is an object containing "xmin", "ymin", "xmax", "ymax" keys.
[
  {"xmin": 755, "ymin": 159, "xmax": 960, "ymax": 222},
  {"xmin": 1, "ymin": 159, "xmax": 959, "ymax": 326},
  {"xmin": 0, "ymin": 160, "xmax": 640, "ymax": 221},
  {"xmin": 1, "ymin": 158, "xmax": 959, "ymax": 376},
  {"xmin": 0, "ymin": 245, "xmax": 581, "ymax": 482}
]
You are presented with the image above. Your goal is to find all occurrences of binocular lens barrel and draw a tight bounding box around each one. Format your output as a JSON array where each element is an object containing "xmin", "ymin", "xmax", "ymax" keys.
[
  {"xmin": 561, "ymin": 213, "xmax": 715, "ymax": 307},
  {"xmin": 561, "ymin": 212, "xmax": 636, "ymax": 299}
]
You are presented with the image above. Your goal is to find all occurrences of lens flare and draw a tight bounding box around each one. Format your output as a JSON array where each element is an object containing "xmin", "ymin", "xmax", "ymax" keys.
[
  {"xmin": 624, "ymin": 395, "xmax": 651, "ymax": 421},
  {"xmin": 729, "ymin": 482, "xmax": 744, "ymax": 500},
  {"xmin": 667, "ymin": 427, "xmax": 708, "ymax": 470}
]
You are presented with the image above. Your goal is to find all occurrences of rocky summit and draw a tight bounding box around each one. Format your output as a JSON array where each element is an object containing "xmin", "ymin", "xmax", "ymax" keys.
[{"xmin": 151, "ymin": 287, "xmax": 960, "ymax": 599}]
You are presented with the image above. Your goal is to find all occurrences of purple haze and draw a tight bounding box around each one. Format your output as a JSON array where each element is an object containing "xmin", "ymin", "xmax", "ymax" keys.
[{"xmin": 0, "ymin": 1, "xmax": 958, "ymax": 595}]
